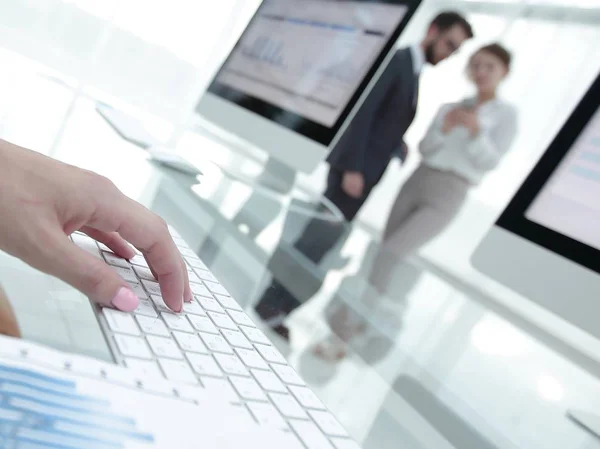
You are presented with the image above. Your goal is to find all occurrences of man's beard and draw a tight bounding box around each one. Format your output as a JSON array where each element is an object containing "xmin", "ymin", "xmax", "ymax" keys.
[{"xmin": 424, "ymin": 40, "xmax": 437, "ymax": 65}]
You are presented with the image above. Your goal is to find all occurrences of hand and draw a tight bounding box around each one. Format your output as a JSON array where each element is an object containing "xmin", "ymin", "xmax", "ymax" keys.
[
  {"xmin": 0, "ymin": 286, "xmax": 20, "ymax": 338},
  {"xmin": 342, "ymin": 171, "xmax": 365, "ymax": 199},
  {"xmin": 442, "ymin": 108, "xmax": 462, "ymax": 134},
  {"xmin": 0, "ymin": 140, "xmax": 191, "ymax": 312},
  {"xmin": 453, "ymin": 108, "xmax": 480, "ymax": 137}
]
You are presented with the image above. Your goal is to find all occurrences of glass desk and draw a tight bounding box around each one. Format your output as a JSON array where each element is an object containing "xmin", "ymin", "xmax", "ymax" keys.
[{"xmin": 1, "ymin": 86, "xmax": 600, "ymax": 449}]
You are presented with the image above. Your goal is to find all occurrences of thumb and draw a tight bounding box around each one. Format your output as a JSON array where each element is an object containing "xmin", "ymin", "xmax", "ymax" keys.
[{"xmin": 40, "ymin": 232, "xmax": 140, "ymax": 312}]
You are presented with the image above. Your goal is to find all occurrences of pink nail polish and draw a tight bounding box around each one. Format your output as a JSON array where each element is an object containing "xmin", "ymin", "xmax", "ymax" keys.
[{"xmin": 111, "ymin": 287, "xmax": 139, "ymax": 312}]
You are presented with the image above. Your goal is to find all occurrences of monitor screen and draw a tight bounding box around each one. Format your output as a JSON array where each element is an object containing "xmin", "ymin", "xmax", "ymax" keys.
[
  {"xmin": 527, "ymin": 108, "xmax": 600, "ymax": 251},
  {"xmin": 205, "ymin": 0, "xmax": 415, "ymax": 145}
]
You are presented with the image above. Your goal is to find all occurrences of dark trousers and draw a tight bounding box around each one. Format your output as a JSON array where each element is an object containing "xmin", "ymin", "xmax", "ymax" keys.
[{"xmin": 254, "ymin": 169, "xmax": 373, "ymax": 322}]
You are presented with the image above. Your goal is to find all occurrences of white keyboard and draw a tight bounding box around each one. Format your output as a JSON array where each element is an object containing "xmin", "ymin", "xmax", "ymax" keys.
[{"xmin": 72, "ymin": 229, "xmax": 360, "ymax": 449}]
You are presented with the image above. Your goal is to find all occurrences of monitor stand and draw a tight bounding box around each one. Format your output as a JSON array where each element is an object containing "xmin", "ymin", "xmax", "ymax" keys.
[{"xmin": 567, "ymin": 410, "xmax": 600, "ymax": 440}]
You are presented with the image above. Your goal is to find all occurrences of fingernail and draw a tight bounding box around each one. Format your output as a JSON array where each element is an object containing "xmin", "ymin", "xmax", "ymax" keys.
[
  {"xmin": 111, "ymin": 287, "xmax": 139, "ymax": 312},
  {"xmin": 185, "ymin": 292, "xmax": 193, "ymax": 303}
]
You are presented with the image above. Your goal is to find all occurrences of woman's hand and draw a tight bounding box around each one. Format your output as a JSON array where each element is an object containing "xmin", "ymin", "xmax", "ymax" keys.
[
  {"xmin": 0, "ymin": 286, "xmax": 20, "ymax": 338},
  {"xmin": 0, "ymin": 140, "xmax": 191, "ymax": 313},
  {"xmin": 443, "ymin": 108, "xmax": 480, "ymax": 137},
  {"xmin": 453, "ymin": 108, "xmax": 480, "ymax": 137},
  {"xmin": 442, "ymin": 108, "xmax": 462, "ymax": 134}
]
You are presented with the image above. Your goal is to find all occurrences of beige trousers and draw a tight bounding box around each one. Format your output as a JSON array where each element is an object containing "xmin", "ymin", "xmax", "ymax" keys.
[{"xmin": 369, "ymin": 164, "xmax": 471, "ymax": 293}]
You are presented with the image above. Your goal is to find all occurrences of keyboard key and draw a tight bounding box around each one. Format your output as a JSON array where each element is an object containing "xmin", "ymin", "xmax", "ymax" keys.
[
  {"xmin": 200, "ymin": 377, "xmax": 240, "ymax": 404},
  {"xmin": 110, "ymin": 265, "xmax": 138, "ymax": 283},
  {"xmin": 147, "ymin": 336, "xmax": 183, "ymax": 359},
  {"xmin": 228, "ymin": 309, "xmax": 255, "ymax": 327},
  {"xmin": 204, "ymin": 281, "xmax": 229, "ymax": 296},
  {"xmin": 176, "ymin": 384, "xmax": 210, "ymax": 404},
  {"xmin": 214, "ymin": 294, "xmax": 243, "ymax": 311},
  {"xmin": 330, "ymin": 438, "xmax": 362, "ymax": 449},
  {"xmin": 200, "ymin": 333, "xmax": 233, "ymax": 354},
  {"xmin": 197, "ymin": 296, "xmax": 224, "ymax": 313},
  {"xmin": 124, "ymin": 358, "xmax": 162, "ymax": 378},
  {"xmin": 128, "ymin": 282, "xmax": 148, "ymax": 300},
  {"xmin": 136, "ymin": 315, "xmax": 169, "ymax": 337},
  {"xmin": 221, "ymin": 330, "xmax": 253, "ymax": 349},
  {"xmin": 133, "ymin": 299, "xmax": 158, "ymax": 318},
  {"xmin": 289, "ymin": 386, "xmax": 327, "ymax": 410},
  {"xmin": 72, "ymin": 234, "xmax": 102, "ymax": 259},
  {"xmin": 186, "ymin": 353, "xmax": 223, "ymax": 377},
  {"xmin": 103, "ymin": 309, "xmax": 140, "ymax": 336},
  {"xmin": 182, "ymin": 299, "xmax": 206, "ymax": 316},
  {"xmin": 188, "ymin": 315, "xmax": 218, "ymax": 334},
  {"xmin": 158, "ymin": 359, "xmax": 198, "ymax": 384},
  {"xmin": 161, "ymin": 313, "xmax": 193, "ymax": 333},
  {"xmin": 255, "ymin": 344, "xmax": 287, "ymax": 365},
  {"xmin": 235, "ymin": 348, "xmax": 269, "ymax": 370},
  {"xmin": 97, "ymin": 242, "xmax": 112, "ymax": 252},
  {"xmin": 191, "ymin": 283, "xmax": 212, "ymax": 298},
  {"xmin": 196, "ymin": 270, "xmax": 218, "ymax": 283},
  {"xmin": 173, "ymin": 332, "xmax": 208, "ymax": 353},
  {"xmin": 150, "ymin": 295, "xmax": 173, "ymax": 314},
  {"xmin": 229, "ymin": 405, "xmax": 255, "ymax": 427},
  {"xmin": 240, "ymin": 326, "xmax": 271, "ymax": 345},
  {"xmin": 290, "ymin": 420, "xmax": 334, "ymax": 449},
  {"xmin": 130, "ymin": 255, "xmax": 149, "ymax": 268},
  {"xmin": 186, "ymin": 257, "xmax": 208, "ymax": 271},
  {"xmin": 214, "ymin": 353, "xmax": 249, "ymax": 376},
  {"xmin": 309, "ymin": 411, "xmax": 349, "ymax": 437},
  {"xmin": 208, "ymin": 312, "xmax": 237, "ymax": 330},
  {"xmin": 179, "ymin": 247, "xmax": 198, "ymax": 258},
  {"xmin": 229, "ymin": 377, "xmax": 267, "ymax": 401},
  {"xmin": 269, "ymin": 393, "xmax": 309, "ymax": 419},
  {"xmin": 187, "ymin": 270, "xmax": 203, "ymax": 285},
  {"xmin": 142, "ymin": 280, "xmax": 161, "ymax": 296},
  {"xmin": 114, "ymin": 335, "xmax": 152, "ymax": 360},
  {"xmin": 102, "ymin": 251, "xmax": 130, "ymax": 268},
  {"xmin": 247, "ymin": 402, "xmax": 288, "ymax": 430},
  {"xmin": 252, "ymin": 370, "xmax": 287, "ymax": 393},
  {"xmin": 272, "ymin": 364, "xmax": 305, "ymax": 386},
  {"xmin": 133, "ymin": 265, "xmax": 156, "ymax": 281}
]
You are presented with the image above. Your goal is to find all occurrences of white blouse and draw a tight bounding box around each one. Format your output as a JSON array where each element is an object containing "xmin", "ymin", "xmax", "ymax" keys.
[{"xmin": 419, "ymin": 98, "xmax": 518, "ymax": 185}]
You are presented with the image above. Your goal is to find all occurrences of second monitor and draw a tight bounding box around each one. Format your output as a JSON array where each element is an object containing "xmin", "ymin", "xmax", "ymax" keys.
[{"xmin": 195, "ymin": 0, "xmax": 421, "ymax": 172}]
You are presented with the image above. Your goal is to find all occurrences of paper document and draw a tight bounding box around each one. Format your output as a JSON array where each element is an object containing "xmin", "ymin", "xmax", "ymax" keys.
[{"xmin": 0, "ymin": 336, "xmax": 295, "ymax": 449}]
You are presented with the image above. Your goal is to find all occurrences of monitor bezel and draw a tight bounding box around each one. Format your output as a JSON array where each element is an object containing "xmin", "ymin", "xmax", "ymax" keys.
[
  {"xmin": 497, "ymin": 72, "xmax": 600, "ymax": 275},
  {"xmin": 205, "ymin": 0, "xmax": 422, "ymax": 146}
]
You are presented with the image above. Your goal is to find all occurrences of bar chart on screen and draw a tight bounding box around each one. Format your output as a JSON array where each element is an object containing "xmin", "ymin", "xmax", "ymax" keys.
[{"xmin": 527, "ymin": 109, "xmax": 600, "ymax": 250}]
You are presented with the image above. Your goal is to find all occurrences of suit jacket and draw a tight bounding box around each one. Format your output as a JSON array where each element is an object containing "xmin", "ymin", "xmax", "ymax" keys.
[{"xmin": 326, "ymin": 48, "xmax": 419, "ymax": 185}]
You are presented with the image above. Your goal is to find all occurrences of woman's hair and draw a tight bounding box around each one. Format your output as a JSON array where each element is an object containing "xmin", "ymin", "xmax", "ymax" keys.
[{"xmin": 471, "ymin": 43, "xmax": 512, "ymax": 70}]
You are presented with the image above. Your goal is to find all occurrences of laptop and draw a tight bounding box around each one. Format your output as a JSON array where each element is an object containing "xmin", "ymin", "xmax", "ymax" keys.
[{"xmin": 0, "ymin": 225, "xmax": 361, "ymax": 449}]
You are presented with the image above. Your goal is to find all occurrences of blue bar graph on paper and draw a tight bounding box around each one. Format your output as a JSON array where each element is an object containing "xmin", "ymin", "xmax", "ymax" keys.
[
  {"xmin": 0, "ymin": 363, "xmax": 154, "ymax": 449},
  {"xmin": 581, "ymin": 151, "xmax": 600, "ymax": 165}
]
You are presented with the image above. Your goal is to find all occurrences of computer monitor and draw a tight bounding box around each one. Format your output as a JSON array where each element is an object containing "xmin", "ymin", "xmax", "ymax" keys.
[
  {"xmin": 195, "ymin": 0, "xmax": 420, "ymax": 172},
  {"xmin": 472, "ymin": 72, "xmax": 600, "ymax": 436},
  {"xmin": 472, "ymin": 71, "xmax": 600, "ymax": 341}
]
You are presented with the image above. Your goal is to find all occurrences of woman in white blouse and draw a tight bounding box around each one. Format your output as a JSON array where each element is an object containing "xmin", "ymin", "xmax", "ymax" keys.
[{"xmin": 315, "ymin": 43, "xmax": 518, "ymax": 362}]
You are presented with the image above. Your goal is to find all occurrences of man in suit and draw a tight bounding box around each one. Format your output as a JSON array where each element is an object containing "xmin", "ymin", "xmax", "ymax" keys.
[{"xmin": 255, "ymin": 11, "xmax": 474, "ymax": 340}]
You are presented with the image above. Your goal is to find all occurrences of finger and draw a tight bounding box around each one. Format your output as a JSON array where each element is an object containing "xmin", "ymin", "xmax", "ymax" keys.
[
  {"xmin": 81, "ymin": 227, "xmax": 135, "ymax": 259},
  {"xmin": 38, "ymin": 230, "xmax": 139, "ymax": 311},
  {"xmin": 0, "ymin": 286, "xmax": 21, "ymax": 338},
  {"xmin": 88, "ymin": 190, "xmax": 186, "ymax": 313},
  {"xmin": 182, "ymin": 258, "xmax": 192, "ymax": 303}
]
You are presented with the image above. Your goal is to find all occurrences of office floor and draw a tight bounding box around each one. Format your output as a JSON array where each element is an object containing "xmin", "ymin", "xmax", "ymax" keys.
[{"xmin": 1, "ymin": 47, "xmax": 600, "ymax": 449}]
